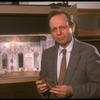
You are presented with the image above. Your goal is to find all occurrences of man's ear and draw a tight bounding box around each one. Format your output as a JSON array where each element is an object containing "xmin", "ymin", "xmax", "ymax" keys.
[{"xmin": 72, "ymin": 23, "xmax": 76, "ymax": 33}]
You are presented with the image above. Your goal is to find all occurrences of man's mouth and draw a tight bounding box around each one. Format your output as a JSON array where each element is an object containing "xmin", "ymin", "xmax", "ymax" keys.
[{"xmin": 58, "ymin": 37, "xmax": 64, "ymax": 41}]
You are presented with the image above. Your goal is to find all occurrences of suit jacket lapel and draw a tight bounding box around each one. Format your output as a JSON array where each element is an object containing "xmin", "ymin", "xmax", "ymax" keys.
[
  {"xmin": 51, "ymin": 44, "xmax": 59, "ymax": 85},
  {"xmin": 64, "ymin": 38, "xmax": 81, "ymax": 84}
]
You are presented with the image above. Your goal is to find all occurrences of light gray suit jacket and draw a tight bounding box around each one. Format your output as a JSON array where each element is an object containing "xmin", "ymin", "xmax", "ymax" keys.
[{"xmin": 39, "ymin": 38, "xmax": 100, "ymax": 99}]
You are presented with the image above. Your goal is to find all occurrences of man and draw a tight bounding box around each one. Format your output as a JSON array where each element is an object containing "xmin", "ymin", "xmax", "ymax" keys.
[{"xmin": 36, "ymin": 10, "xmax": 100, "ymax": 99}]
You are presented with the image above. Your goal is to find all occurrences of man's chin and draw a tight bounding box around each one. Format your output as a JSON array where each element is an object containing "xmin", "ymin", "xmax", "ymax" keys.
[
  {"xmin": 58, "ymin": 42, "xmax": 66, "ymax": 46},
  {"xmin": 57, "ymin": 41, "xmax": 70, "ymax": 47}
]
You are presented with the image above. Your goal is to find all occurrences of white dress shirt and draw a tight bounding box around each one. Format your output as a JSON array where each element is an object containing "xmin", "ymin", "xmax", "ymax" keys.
[{"xmin": 57, "ymin": 37, "xmax": 74, "ymax": 80}]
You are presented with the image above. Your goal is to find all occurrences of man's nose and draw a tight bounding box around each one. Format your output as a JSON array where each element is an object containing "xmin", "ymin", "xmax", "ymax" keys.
[{"xmin": 56, "ymin": 28, "xmax": 61, "ymax": 35}]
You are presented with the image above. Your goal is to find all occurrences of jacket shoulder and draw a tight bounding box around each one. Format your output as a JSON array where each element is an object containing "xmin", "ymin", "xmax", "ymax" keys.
[
  {"xmin": 42, "ymin": 44, "xmax": 58, "ymax": 56},
  {"xmin": 75, "ymin": 38, "xmax": 99, "ymax": 55}
]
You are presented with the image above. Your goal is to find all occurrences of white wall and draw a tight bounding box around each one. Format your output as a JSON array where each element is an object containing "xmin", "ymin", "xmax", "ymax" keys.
[
  {"xmin": 19, "ymin": 1, "xmax": 62, "ymax": 5},
  {"xmin": 68, "ymin": 1, "xmax": 100, "ymax": 9},
  {"xmin": 19, "ymin": 1, "xmax": 100, "ymax": 9}
]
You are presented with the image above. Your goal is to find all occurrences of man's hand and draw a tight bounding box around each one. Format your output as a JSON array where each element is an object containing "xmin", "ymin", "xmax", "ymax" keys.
[
  {"xmin": 50, "ymin": 85, "xmax": 73, "ymax": 98},
  {"xmin": 36, "ymin": 80, "xmax": 49, "ymax": 93}
]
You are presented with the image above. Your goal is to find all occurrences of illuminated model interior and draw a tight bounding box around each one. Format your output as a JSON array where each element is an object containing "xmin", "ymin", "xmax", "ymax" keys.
[{"xmin": 0, "ymin": 34, "xmax": 55, "ymax": 74}]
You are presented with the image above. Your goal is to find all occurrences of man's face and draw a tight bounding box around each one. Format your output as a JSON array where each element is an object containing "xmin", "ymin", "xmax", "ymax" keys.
[{"xmin": 49, "ymin": 13, "xmax": 75, "ymax": 48}]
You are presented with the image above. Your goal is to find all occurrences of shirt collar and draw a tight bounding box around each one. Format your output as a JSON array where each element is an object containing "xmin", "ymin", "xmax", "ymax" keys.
[{"xmin": 58, "ymin": 37, "xmax": 74, "ymax": 55}]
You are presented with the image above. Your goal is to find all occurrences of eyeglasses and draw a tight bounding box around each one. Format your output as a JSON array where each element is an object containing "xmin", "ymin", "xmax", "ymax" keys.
[{"xmin": 50, "ymin": 25, "xmax": 68, "ymax": 33}]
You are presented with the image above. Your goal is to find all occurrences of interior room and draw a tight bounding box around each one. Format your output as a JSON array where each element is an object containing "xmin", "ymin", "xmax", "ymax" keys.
[{"xmin": 0, "ymin": 1, "xmax": 99, "ymax": 99}]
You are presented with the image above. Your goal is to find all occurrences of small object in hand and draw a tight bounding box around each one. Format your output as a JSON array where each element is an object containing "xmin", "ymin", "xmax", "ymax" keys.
[{"xmin": 41, "ymin": 78, "xmax": 55, "ymax": 89}]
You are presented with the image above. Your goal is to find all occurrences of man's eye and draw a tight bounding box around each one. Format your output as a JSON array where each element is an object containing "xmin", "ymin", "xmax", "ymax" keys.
[
  {"xmin": 60, "ymin": 26, "xmax": 67, "ymax": 30},
  {"xmin": 51, "ymin": 28, "xmax": 57, "ymax": 32}
]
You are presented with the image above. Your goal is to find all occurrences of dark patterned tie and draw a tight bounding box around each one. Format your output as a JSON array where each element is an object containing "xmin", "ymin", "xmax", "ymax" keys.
[{"xmin": 58, "ymin": 49, "xmax": 66, "ymax": 85}]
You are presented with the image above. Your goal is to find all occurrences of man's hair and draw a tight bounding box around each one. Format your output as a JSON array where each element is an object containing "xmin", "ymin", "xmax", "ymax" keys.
[{"xmin": 48, "ymin": 10, "xmax": 74, "ymax": 27}]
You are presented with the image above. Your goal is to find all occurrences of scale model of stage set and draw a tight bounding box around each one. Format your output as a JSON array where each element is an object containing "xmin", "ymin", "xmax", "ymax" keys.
[{"xmin": 0, "ymin": 34, "xmax": 55, "ymax": 73}]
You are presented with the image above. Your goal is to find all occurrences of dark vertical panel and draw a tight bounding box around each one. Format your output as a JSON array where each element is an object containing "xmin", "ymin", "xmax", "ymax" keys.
[
  {"xmin": 2, "ymin": 53, "xmax": 7, "ymax": 68},
  {"xmin": 18, "ymin": 52, "xmax": 23, "ymax": 68}
]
